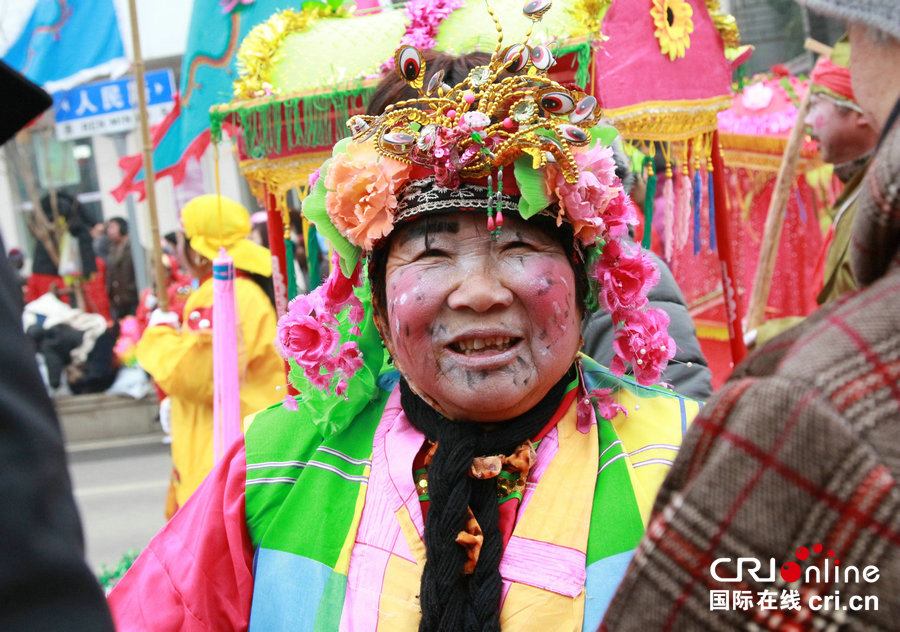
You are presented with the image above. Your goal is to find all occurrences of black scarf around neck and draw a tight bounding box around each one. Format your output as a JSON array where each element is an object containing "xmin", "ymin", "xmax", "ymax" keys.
[{"xmin": 399, "ymin": 366, "xmax": 576, "ymax": 632}]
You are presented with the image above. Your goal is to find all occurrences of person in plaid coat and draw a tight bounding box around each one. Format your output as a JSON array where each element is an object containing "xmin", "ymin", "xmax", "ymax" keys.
[{"xmin": 600, "ymin": 1, "xmax": 900, "ymax": 629}]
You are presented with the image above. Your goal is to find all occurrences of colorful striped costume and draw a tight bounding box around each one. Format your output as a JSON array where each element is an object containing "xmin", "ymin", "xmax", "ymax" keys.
[{"xmin": 243, "ymin": 356, "xmax": 700, "ymax": 631}]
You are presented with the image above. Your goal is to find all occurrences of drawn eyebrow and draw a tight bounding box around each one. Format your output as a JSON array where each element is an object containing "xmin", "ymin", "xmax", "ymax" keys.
[{"xmin": 397, "ymin": 219, "xmax": 460, "ymax": 246}]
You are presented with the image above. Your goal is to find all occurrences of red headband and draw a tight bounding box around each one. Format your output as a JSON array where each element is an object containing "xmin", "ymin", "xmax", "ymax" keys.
[{"xmin": 810, "ymin": 57, "xmax": 855, "ymax": 103}]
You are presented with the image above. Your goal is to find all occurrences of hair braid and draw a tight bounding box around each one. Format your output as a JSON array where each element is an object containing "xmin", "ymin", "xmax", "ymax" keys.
[
  {"xmin": 419, "ymin": 430, "xmax": 476, "ymax": 630},
  {"xmin": 400, "ymin": 367, "xmax": 575, "ymax": 631},
  {"xmin": 465, "ymin": 479, "xmax": 503, "ymax": 632}
]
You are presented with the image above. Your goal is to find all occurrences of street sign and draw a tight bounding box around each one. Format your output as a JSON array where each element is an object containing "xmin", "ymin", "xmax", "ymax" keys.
[{"xmin": 52, "ymin": 69, "xmax": 176, "ymax": 141}]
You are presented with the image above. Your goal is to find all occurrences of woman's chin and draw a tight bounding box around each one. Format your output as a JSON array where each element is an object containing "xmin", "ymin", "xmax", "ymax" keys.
[{"xmin": 434, "ymin": 381, "xmax": 547, "ymax": 423}]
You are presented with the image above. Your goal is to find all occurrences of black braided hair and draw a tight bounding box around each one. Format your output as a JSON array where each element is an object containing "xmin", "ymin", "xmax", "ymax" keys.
[{"xmin": 400, "ymin": 366, "xmax": 575, "ymax": 631}]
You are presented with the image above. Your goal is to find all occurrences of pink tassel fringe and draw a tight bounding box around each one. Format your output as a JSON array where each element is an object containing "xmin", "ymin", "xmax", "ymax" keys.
[
  {"xmin": 212, "ymin": 249, "xmax": 241, "ymax": 464},
  {"xmin": 675, "ymin": 173, "xmax": 692, "ymax": 251},
  {"xmin": 662, "ymin": 177, "xmax": 675, "ymax": 261}
]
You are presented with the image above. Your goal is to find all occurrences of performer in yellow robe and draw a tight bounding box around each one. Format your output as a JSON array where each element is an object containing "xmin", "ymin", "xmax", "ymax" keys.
[{"xmin": 137, "ymin": 195, "xmax": 283, "ymax": 512}]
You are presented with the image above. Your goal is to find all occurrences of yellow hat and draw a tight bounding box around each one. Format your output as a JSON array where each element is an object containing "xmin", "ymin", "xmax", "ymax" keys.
[{"xmin": 181, "ymin": 194, "xmax": 272, "ymax": 277}]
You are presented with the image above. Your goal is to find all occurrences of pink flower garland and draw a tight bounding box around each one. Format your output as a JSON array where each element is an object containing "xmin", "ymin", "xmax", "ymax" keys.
[
  {"xmin": 610, "ymin": 308, "xmax": 676, "ymax": 386},
  {"xmin": 546, "ymin": 144, "xmax": 637, "ymax": 246},
  {"xmin": 275, "ymin": 255, "xmax": 366, "ymax": 403},
  {"xmin": 540, "ymin": 143, "xmax": 675, "ymax": 385},
  {"xmin": 592, "ymin": 239, "xmax": 660, "ymax": 323}
]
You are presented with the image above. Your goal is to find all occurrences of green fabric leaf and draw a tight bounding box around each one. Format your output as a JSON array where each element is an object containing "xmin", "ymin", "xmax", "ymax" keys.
[
  {"xmin": 287, "ymin": 282, "xmax": 386, "ymax": 439},
  {"xmin": 589, "ymin": 125, "xmax": 619, "ymax": 148},
  {"xmin": 514, "ymin": 155, "xmax": 550, "ymax": 219},
  {"xmin": 300, "ymin": 156, "xmax": 361, "ymax": 277},
  {"xmin": 332, "ymin": 136, "xmax": 352, "ymax": 155}
]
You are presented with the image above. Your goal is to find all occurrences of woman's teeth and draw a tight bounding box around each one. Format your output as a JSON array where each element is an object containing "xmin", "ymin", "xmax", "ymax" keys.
[{"xmin": 452, "ymin": 336, "xmax": 515, "ymax": 354}]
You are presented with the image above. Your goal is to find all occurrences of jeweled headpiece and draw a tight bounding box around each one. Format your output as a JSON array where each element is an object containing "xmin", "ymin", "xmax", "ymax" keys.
[{"xmin": 349, "ymin": 1, "xmax": 597, "ymax": 186}]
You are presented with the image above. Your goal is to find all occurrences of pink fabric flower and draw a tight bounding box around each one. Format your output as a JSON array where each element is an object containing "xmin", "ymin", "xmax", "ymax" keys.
[
  {"xmin": 602, "ymin": 188, "xmax": 639, "ymax": 238},
  {"xmin": 307, "ymin": 370, "xmax": 330, "ymax": 391},
  {"xmin": 277, "ymin": 313, "xmax": 339, "ymax": 369},
  {"xmin": 381, "ymin": 0, "xmax": 465, "ymax": 70},
  {"xmin": 587, "ymin": 387, "xmax": 628, "ymax": 421},
  {"xmin": 274, "ymin": 258, "xmax": 369, "ymax": 395},
  {"xmin": 592, "ymin": 240, "xmax": 660, "ymax": 323},
  {"xmin": 429, "ymin": 126, "xmax": 466, "ymax": 188},
  {"xmin": 610, "ymin": 307, "xmax": 676, "ymax": 385},
  {"xmin": 336, "ymin": 342, "xmax": 364, "ymax": 374},
  {"xmin": 281, "ymin": 394, "xmax": 299, "ymax": 412},
  {"xmin": 308, "ymin": 167, "xmax": 321, "ymax": 190},
  {"xmin": 547, "ymin": 144, "xmax": 621, "ymax": 245},
  {"xmin": 325, "ymin": 141, "xmax": 411, "ymax": 250},
  {"xmin": 321, "ymin": 254, "xmax": 363, "ymax": 316}
]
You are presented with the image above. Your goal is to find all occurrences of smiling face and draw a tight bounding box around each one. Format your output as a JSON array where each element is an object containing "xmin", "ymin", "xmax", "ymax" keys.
[{"xmin": 377, "ymin": 211, "xmax": 582, "ymax": 422}]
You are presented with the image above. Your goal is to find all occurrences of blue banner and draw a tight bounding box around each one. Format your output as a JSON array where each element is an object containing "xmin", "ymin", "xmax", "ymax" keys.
[{"xmin": 2, "ymin": 0, "xmax": 126, "ymax": 91}]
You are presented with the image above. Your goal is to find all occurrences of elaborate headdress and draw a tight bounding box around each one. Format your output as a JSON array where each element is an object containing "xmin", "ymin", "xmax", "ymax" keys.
[{"xmin": 277, "ymin": 0, "xmax": 674, "ymax": 414}]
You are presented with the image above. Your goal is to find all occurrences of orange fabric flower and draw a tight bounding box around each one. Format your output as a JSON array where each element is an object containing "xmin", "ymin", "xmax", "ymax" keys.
[
  {"xmin": 325, "ymin": 142, "xmax": 412, "ymax": 250},
  {"xmin": 456, "ymin": 508, "xmax": 484, "ymax": 575}
]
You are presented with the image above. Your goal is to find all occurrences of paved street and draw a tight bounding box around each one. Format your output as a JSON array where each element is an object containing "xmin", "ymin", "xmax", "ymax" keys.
[{"xmin": 68, "ymin": 435, "xmax": 171, "ymax": 574}]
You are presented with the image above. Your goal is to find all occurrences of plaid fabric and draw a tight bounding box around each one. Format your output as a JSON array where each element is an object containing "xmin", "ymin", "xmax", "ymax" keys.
[{"xmin": 599, "ymin": 109, "xmax": 900, "ymax": 631}]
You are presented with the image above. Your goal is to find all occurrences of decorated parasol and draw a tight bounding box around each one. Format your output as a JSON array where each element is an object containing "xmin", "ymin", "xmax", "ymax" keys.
[
  {"xmin": 718, "ymin": 72, "xmax": 837, "ymax": 324},
  {"xmin": 590, "ymin": 0, "xmax": 749, "ymax": 371}
]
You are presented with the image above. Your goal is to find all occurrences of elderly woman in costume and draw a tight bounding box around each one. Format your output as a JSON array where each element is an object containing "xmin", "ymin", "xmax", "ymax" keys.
[
  {"xmin": 136, "ymin": 194, "xmax": 283, "ymax": 515},
  {"xmin": 110, "ymin": 8, "xmax": 701, "ymax": 630}
]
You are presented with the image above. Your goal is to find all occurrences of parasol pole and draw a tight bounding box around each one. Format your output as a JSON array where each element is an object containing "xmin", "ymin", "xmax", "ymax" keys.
[
  {"xmin": 711, "ymin": 131, "xmax": 747, "ymax": 366},
  {"xmin": 745, "ymin": 39, "xmax": 830, "ymax": 332},
  {"xmin": 127, "ymin": 0, "xmax": 168, "ymax": 312},
  {"xmin": 264, "ymin": 186, "xmax": 290, "ymax": 318},
  {"xmin": 263, "ymin": 185, "xmax": 294, "ymax": 389}
]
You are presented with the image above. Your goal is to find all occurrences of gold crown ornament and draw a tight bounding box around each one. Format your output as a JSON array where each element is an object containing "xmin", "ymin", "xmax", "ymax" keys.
[{"xmin": 344, "ymin": 0, "xmax": 600, "ymax": 189}]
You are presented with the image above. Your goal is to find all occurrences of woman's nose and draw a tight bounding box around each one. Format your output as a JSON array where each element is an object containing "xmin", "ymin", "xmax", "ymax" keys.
[{"xmin": 446, "ymin": 265, "xmax": 514, "ymax": 312}]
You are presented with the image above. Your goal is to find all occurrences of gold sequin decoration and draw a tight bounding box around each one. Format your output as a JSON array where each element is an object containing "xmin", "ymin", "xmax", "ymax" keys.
[
  {"xmin": 357, "ymin": 67, "xmax": 595, "ymax": 183},
  {"xmin": 565, "ymin": 0, "xmax": 611, "ymax": 38},
  {"xmin": 415, "ymin": 469, "xmax": 429, "ymax": 496},
  {"xmin": 495, "ymin": 473, "xmax": 528, "ymax": 499},
  {"xmin": 704, "ymin": 0, "xmax": 742, "ymax": 49},
  {"xmin": 233, "ymin": 7, "xmax": 350, "ymax": 100}
]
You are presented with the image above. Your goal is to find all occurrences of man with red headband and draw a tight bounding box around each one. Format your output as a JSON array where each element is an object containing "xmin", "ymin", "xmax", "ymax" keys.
[
  {"xmin": 749, "ymin": 39, "xmax": 880, "ymax": 348},
  {"xmin": 806, "ymin": 39, "xmax": 879, "ymax": 303}
]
